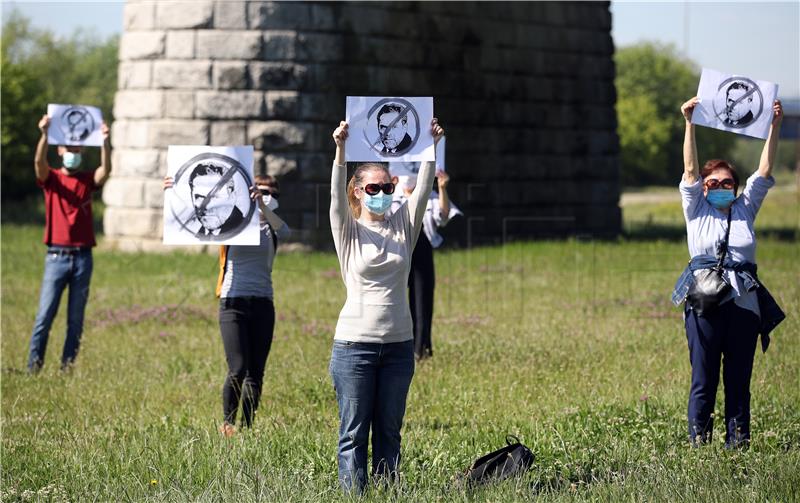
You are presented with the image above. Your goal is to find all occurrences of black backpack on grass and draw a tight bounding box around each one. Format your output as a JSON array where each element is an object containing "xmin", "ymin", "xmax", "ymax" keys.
[{"xmin": 463, "ymin": 435, "xmax": 535, "ymax": 485}]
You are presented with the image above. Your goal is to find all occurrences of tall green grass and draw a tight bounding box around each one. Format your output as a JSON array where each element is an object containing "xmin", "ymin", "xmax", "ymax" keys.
[{"xmin": 2, "ymin": 187, "xmax": 798, "ymax": 502}]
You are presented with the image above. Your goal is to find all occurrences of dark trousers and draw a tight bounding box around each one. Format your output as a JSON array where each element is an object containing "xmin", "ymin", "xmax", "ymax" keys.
[
  {"xmin": 219, "ymin": 296, "xmax": 275, "ymax": 427},
  {"xmin": 409, "ymin": 233, "xmax": 435, "ymax": 359},
  {"xmin": 685, "ymin": 300, "xmax": 760, "ymax": 446}
]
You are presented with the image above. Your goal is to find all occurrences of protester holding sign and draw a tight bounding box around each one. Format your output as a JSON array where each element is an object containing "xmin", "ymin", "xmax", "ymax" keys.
[
  {"xmin": 163, "ymin": 174, "xmax": 289, "ymax": 436},
  {"xmin": 329, "ymin": 117, "xmax": 444, "ymax": 493},
  {"xmin": 388, "ymin": 164, "xmax": 462, "ymax": 360},
  {"xmin": 674, "ymin": 96, "xmax": 785, "ymax": 448},
  {"xmin": 27, "ymin": 113, "xmax": 111, "ymax": 372}
]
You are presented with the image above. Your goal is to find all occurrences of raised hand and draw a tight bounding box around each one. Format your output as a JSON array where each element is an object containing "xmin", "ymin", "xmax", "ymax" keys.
[
  {"xmin": 38, "ymin": 115, "xmax": 50, "ymax": 134},
  {"xmin": 436, "ymin": 170, "xmax": 449, "ymax": 190},
  {"xmin": 162, "ymin": 176, "xmax": 174, "ymax": 191},
  {"xmin": 681, "ymin": 97, "xmax": 699, "ymax": 122},
  {"xmin": 772, "ymin": 99, "xmax": 783, "ymax": 126},
  {"xmin": 332, "ymin": 121, "xmax": 349, "ymax": 147},
  {"xmin": 431, "ymin": 118, "xmax": 444, "ymax": 145}
]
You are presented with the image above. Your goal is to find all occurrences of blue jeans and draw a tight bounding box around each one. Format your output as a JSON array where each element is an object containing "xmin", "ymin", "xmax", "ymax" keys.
[
  {"xmin": 28, "ymin": 248, "xmax": 93, "ymax": 371},
  {"xmin": 329, "ymin": 339, "xmax": 415, "ymax": 494}
]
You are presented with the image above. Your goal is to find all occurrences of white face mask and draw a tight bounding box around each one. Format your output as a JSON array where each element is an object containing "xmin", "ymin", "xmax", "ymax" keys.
[{"xmin": 261, "ymin": 195, "xmax": 279, "ymax": 211}]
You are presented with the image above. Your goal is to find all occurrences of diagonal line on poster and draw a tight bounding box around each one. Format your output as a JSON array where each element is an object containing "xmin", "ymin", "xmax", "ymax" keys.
[
  {"xmin": 714, "ymin": 85, "xmax": 758, "ymax": 122},
  {"xmin": 68, "ymin": 108, "xmax": 91, "ymax": 136},
  {"xmin": 371, "ymin": 103, "xmax": 412, "ymax": 151},
  {"xmin": 195, "ymin": 166, "xmax": 238, "ymax": 215}
]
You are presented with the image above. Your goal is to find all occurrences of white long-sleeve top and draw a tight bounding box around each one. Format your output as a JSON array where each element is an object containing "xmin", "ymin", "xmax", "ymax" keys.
[{"xmin": 329, "ymin": 160, "xmax": 435, "ymax": 343}]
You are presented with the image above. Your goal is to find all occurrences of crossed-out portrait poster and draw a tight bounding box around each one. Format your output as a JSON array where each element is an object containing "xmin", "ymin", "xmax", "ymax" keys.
[
  {"xmin": 46, "ymin": 104, "xmax": 104, "ymax": 146},
  {"xmin": 163, "ymin": 145, "xmax": 260, "ymax": 246},
  {"xmin": 691, "ymin": 68, "xmax": 779, "ymax": 140},
  {"xmin": 345, "ymin": 96, "xmax": 435, "ymax": 162}
]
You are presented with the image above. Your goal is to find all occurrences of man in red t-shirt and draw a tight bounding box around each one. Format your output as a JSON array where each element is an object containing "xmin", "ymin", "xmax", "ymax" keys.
[{"xmin": 27, "ymin": 114, "xmax": 111, "ymax": 372}]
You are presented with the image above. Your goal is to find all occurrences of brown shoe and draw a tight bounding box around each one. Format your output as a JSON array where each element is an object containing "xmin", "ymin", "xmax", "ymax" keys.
[{"xmin": 219, "ymin": 422, "xmax": 236, "ymax": 438}]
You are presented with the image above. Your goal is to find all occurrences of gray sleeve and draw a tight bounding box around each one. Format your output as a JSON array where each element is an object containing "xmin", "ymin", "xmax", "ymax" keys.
[{"xmin": 740, "ymin": 172, "xmax": 775, "ymax": 221}]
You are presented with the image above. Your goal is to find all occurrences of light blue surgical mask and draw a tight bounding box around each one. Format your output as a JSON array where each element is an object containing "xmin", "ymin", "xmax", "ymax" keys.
[
  {"xmin": 62, "ymin": 152, "xmax": 82, "ymax": 170},
  {"xmin": 363, "ymin": 193, "xmax": 393, "ymax": 215},
  {"xmin": 706, "ymin": 188, "xmax": 736, "ymax": 209}
]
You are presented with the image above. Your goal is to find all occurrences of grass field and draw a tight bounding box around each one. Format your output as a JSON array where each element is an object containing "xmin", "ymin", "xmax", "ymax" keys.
[{"xmin": 2, "ymin": 184, "xmax": 799, "ymax": 502}]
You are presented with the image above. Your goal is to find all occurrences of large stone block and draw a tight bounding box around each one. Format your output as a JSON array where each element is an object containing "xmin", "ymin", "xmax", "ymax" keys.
[
  {"xmin": 196, "ymin": 30, "xmax": 262, "ymax": 59},
  {"xmin": 112, "ymin": 148, "xmax": 163, "ymax": 177},
  {"xmin": 310, "ymin": 3, "xmax": 337, "ymax": 31},
  {"xmin": 143, "ymin": 179, "xmax": 167, "ymax": 208},
  {"xmin": 214, "ymin": 0, "xmax": 248, "ymax": 29},
  {"xmin": 213, "ymin": 61, "xmax": 249, "ymax": 89},
  {"xmin": 112, "ymin": 120, "xmax": 151, "ymax": 148},
  {"xmin": 262, "ymin": 30, "xmax": 298, "ymax": 61},
  {"xmin": 147, "ymin": 120, "xmax": 210, "ymax": 147},
  {"xmin": 195, "ymin": 91, "xmax": 265, "ymax": 119},
  {"xmin": 166, "ymin": 31, "xmax": 195, "ymax": 59},
  {"xmin": 265, "ymin": 154, "xmax": 297, "ymax": 176},
  {"xmin": 298, "ymin": 33, "xmax": 344, "ymax": 63},
  {"xmin": 248, "ymin": 2, "xmax": 311, "ymax": 30},
  {"xmin": 164, "ymin": 91, "xmax": 195, "ymax": 119},
  {"xmin": 247, "ymin": 121, "xmax": 310, "ymax": 151},
  {"xmin": 155, "ymin": 1, "xmax": 213, "ymax": 29},
  {"xmin": 119, "ymin": 31, "xmax": 165, "ymax": 60},
  {"xmin": 102, "ymin": 177, "xmax": 145, "ymax": 208},
  {"xmin": 210, "ymin": 121, "xmax": 247, "ymax": 145},
  {"xmin": 103, "ymin": 207, "xmax": 162, "ymax": 238},
  {"xmin": 123, "ymin": 1, "xmax": 155, "ymax": 31},
  {"xmin": 265, "ymin": 90, "xmax": 298, "ymax": 118},
  {"xmin": 298, "ymin": 92, "xmax": 340, "ymax": 121},
  {"xmin": 117, "ymin": 61, "xmax": 153, "ymax": 89},
  {"xmin": 153, "ymin": 60, "xmax": 212, "ymax": 89},
  {"xmin": 250, "ymin": 62, "xmax": 309, "ymax": 89},
  {"xmin": 114, "ymin": 90, "xmax": 164, "ymax": 119}
]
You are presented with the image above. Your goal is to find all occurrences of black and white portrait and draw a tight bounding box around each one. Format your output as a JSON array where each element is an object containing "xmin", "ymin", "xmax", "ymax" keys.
[
  {"xmin": 46, "ymin": 103, "xmax": 104, "ymax": 146},
  {"xmin": 163, "ymin": 146, "xmax": 259, "ymax": 245},
  {"xmin": 345, "ymin": 96, "xmax": 435, "ymax": 162},
  {"xmin": 692, "ymin": 69, "xmax": 777, "ymax": 140}
]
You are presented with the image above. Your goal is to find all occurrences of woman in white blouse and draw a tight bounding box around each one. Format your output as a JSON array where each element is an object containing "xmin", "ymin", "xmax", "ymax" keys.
[
  {"xmin": 328, "ymin": 118, "xmax": 444, "ymax": 493},
  {"xmin": 677, "ymin": 96, "xmax": 784, "ymax": 448}
]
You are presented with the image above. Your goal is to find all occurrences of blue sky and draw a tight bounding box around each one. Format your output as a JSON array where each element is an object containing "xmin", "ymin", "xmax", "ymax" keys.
[{"xmin": 2, "ymin": 1, "xmax": 799, "ymax": 97}]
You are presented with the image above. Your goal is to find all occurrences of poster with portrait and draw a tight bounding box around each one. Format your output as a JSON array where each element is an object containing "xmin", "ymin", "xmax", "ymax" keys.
[
  {"xmin": 345, "ymin": 96, "xmax": 435, "ymax": 162},
  {"xmin": 47, "ymin": 104, "xmax": 104, "ymax": 146},
  {"xmin": 691, "ymin": 68, "xmax": 778, "ymax": 140},
  {"xmin": 163, "ymin": 146, "xmax": 259, "ymax": 246}
]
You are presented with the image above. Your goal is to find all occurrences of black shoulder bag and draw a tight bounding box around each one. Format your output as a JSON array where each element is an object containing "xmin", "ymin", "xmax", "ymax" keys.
[
  {"xmin": 462, "ymin": 435, "xmax": 534, "ymax": 486},
  {"xmin": 686, "ymin": 211, "xmax": 732, "ymax": 316}
]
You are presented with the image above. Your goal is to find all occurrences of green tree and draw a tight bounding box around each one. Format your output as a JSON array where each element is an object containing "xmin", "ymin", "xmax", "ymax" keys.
[
  {"xmin": 615, "ymin": 43, "xmax": 736, "ymax": 186},
  {"xmin": 1, "ymin": 10, "xmax": 118, "ymax": 201}
]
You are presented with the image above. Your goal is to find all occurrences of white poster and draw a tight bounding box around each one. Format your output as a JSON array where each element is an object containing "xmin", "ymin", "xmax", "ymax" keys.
[
  {"xmin": 345, "ymin": 96, "xmax": 434, "ymax": 162},
  {"xmin": 47, "ymin": 103, "xmax": 104, "ymax": 146},
  {"xmin": 163, "ymin": 146, "xmax": 259, "ymax": 245},
  {"xmin": 691, "ymin": 68, "xmax": 778, "ymax": 140}
]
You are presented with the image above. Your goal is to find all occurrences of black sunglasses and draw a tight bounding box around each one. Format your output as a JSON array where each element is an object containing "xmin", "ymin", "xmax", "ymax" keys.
[
  {"xmin": 259, "ymin": 188, "xmax": 280, "ymax": 199},
  {"xmin": 704, "ymin": 178, "xmax": 735, "ymax": 190},
  {"xmin": 362, "ymin": 183, "xmax": 395, "ymax": 196}
]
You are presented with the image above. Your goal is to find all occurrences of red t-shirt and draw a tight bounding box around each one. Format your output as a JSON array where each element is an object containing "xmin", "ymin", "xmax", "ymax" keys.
[{"xmin": 37, "ymin": 168, "xmax": 98, "ymax": 247}]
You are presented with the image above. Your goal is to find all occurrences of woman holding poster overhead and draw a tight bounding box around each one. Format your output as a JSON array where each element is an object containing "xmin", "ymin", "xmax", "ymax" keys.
[
  {"xmin": 674, "ymin": 97, "xmax": 785, "ymax": 448},
  {"xmin": 329, "ymin": 118, "xmax": 444, "ymax": 493}
]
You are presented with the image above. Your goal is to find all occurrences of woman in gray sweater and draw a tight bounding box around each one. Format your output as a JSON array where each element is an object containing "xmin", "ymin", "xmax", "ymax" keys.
[{"xmin": 328, "ymin": 118, "xmax": 444, "ymax": 493}]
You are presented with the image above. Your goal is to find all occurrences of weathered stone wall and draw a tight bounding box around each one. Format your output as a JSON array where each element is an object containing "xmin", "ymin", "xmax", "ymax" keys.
[{"xmin": 107, "ymin": 0, "xmax": 619, "ymax": 250}]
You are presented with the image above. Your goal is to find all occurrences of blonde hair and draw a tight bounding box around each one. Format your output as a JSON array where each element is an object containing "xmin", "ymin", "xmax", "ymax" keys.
[{"xmin": 346, "ymin": 163, "xmax": 390, "ymax": 219}]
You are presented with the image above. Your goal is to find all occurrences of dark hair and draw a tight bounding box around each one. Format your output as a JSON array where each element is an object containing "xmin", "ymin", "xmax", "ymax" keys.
[
  {"xmin": 255, "ymin": 174, "xmax": 279, "ymax": 193},
  {"xmin": 726, "ymin": 81, "xmax": 752, "ymax": 101},
  {"xmin": 377, "ymin": 104, "xmax": 408, "ymax": 126},
  {"xmin": 188, "ymin": 163, "xmax": 235, "ymax": 195},
  {"xmin": 347, "ymin": 163, "xmax": 391, "ymax": 219},
  {"xmin": 701, "ymin": 159, "xmax": 740, "ymax": 194}
]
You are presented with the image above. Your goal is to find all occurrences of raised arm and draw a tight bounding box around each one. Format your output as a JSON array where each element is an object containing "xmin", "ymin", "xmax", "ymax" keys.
[
  {"xmin": 436, "ymin": 170, "xmax": 451, "ymax": 221},
  {"xmin": 330, "ymin": 121, "xmax": 350, "ymax": 231},
  {"xmin": 94, "ymin": 122, "xmax": 112, "ymax": 186},
  {"xmin": 680, "ymin": 97, "xmax": 700, "ymax": 184},
  {"xmin": 407, "ymin": 118, "xmax": 444, "ymax": 229},
  {"xmin": 757, "ymin": 100, "xmax": 783, "ymax": 179},
  {"xmin": 34, "ymin": 115, "xmax": 50, "ymax": 182}
]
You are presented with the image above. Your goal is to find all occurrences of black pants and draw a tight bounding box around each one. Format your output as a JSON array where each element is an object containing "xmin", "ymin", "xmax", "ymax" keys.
[
  {"xmin": 409, "ymin": 233, "xmax": 435, "ymax": 359},
  {"xmin": 219, "ymin": 296, "xmax": 275, "ymax": 427},
  {"xmin": 685, "ymin": 300, "xmax": 759, "ymax": 447}
]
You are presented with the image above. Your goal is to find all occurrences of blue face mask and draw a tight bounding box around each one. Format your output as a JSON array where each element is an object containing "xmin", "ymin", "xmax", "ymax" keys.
[
  {"xmin": 706, "ymin": 188, "xmax": 736, "ymax": 209},
  {"xmin": 363, "ymin": 192, "xmax": 393, "ymax": 215},
  {"xmin": 62, "ymin": 152, "xmax": 82, "ymax": 170}
]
